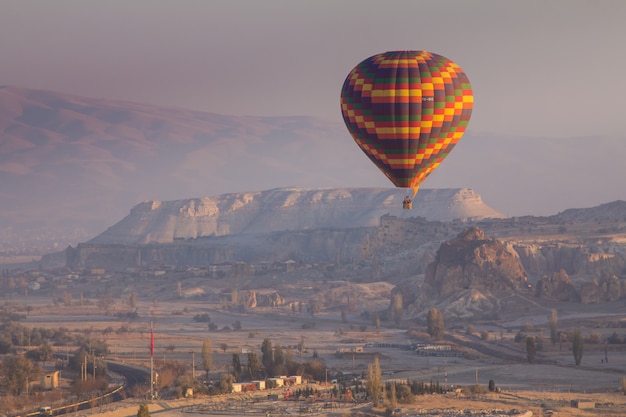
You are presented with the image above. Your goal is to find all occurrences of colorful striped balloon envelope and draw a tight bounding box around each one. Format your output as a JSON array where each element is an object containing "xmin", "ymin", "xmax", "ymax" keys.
[{"xmin": 340, "ymin": 51, "xmax": 473, "ymax": 199}]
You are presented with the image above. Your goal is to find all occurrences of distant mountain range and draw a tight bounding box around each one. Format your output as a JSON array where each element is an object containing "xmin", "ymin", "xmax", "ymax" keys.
[
  {"xmin": 2, "ymin": 86, "xmax": 626, "ymax": 254},
  {"xmin": 0, "ymin": 86, "xmax": 381, "ymax": 252}
]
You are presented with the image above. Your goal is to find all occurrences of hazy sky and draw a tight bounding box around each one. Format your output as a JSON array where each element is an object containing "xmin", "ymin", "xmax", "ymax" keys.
[
  {"xmin": 2, "ymin": 0, "xmax": 626, "ymax": 215},
  {"xmin": 3, "ymin": 0, "xmax": 626, "ymax": 138}
]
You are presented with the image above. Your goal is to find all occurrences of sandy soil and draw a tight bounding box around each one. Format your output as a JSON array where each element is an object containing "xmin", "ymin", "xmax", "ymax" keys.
[{"xmin": 64, "ymin": 389, "xmax": 626, "ymax": 417}]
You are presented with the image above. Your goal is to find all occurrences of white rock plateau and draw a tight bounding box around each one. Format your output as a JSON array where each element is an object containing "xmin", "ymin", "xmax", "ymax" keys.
[{"xmin": 90, "ymin": 187, "xmax": 505, "ymax": 244}]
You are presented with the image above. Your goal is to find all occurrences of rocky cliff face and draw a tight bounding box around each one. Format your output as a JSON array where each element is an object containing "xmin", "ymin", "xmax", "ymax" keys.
[
  {"xmin": 68, "ymin": 227, "xmax": 373, "ymax": 267},
  {"xmin": 408, "ymin": 229, "xmax": 626, "ymax": 313},
  {"xmin": 400, "ymin": 227, "xmax": 530, "ymax": 320},
  {"xmin": 514, "ymin": 243, "xmax": 626, "ymax": 280},
  {"xmin": 229, "ymin": 290, "xmax": 286, "ymax": 309},
  {"xmin": 536, "ymin": 270, "xmax": 626, "ymax": 304},
  {"xmin": 423, "ymin": 227, "xmax": 528, "ymax": 299},
  {"xmin": 88, "ymin": 187, "xmax": 504, "ymax": 245},
  {"xmin": 535, "ymin": 269, "xmax": 579, "ymax": 302},
  {"xmin": 578, "ymin": 275, "xmax": 626, "ymax": 304}
]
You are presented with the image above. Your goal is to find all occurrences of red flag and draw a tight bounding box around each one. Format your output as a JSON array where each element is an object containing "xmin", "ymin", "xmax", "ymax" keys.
[{"xmin": 150, "ymin": 327, "xmax": 154, "ymax": 358}]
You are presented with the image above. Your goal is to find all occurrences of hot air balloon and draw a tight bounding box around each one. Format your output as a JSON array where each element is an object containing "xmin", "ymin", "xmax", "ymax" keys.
[{"xmin": 340, "ymin": 51, "xmax": 473, "ymax": 209}]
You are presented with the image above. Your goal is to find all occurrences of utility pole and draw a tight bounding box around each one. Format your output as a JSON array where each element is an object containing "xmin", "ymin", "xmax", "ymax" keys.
[
  {"xmin": 192, "ymin": 351, "xmax": 195, "ymax": 380},
  {"xmin": 150, "ymin": 322, "xmax": 154, "ymax": 399}
]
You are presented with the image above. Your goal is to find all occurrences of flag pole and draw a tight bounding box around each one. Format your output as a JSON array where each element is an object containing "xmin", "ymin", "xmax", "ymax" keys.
[{"xmin": 150, "ymin": 321, "xmax": 154, "ymax": 399}]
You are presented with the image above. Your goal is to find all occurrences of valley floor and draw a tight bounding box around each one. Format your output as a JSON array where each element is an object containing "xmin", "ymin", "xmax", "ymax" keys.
[{"xmin": 8, "ymin": 291, "xmax": 626, "ymax": 417}]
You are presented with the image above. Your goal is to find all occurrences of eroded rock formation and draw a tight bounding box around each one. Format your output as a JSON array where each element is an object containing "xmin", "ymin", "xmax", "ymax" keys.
[
  {"xmin": 423, "ymin": 227, "xmax": 528, "ymax": 299},
  {"xmin": 535, "ymin": 269, "xmax": 579, "ymax": 302}
]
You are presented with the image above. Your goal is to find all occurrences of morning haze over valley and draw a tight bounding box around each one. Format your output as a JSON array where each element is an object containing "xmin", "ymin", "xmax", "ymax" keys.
[
  {"xmin": 3, "ymin": 1, "xmax": 626, "ymax": 417},
  {"xmin": 3, "ymin": 85, "xmax": 626, "ymax": 417},
  {"xmin": 1, "ymin": 86, "xmax": 624, "ymax": 256}
]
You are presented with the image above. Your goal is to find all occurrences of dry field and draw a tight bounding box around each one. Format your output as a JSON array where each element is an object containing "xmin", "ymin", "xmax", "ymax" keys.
[
  {"xmin": 56, "ymin": 389, "xmax": 626, "ymax": 417},
  {"xmin": 8, "ymin": 285, "xmax": 626, "ymax": 417}
]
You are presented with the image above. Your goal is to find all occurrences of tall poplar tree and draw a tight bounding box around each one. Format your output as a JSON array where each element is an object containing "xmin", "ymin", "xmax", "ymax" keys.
[
  {"xmin": 391, "ymin": 293, "xmax": 403, "ymax": 325},
  {"xmin": 427, "ymin": 307, "xmax": 445, "ymax": 340},
  {"xmin": 232, "ymin": 353, "xmax": 241, "ymax": 381},
  {"xmin": 273, "ymin": 343, "xmax": 284, "ymax": 368},
  {"xmin": 247, "ymin": 352, "xmax": 261, "ymax": 380},
  {"xmin": 572, "ymin": 329, "xmax": 584, "ymax": 366},
  {"xmin": 549, "ymin": 309, "xmax": 558, "ymax": 346},
  {"xmin": 261, "ymin": 338, "xmax": 273, "ymax": 371},
  {"xmin": 201, "ymin": 338, "xmax": 212, "ymax": 378},
  {"xmin": 526, "ymin": 336, "xmax": 536, "ymax": 363},
  {"xmin": 366, "ymin": 357, "xmax": 383, "ymax": 406}
]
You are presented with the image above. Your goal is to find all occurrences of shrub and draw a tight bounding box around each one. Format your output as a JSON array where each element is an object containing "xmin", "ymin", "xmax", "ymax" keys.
[
  {"xmin": 585, "ymin": 331, "xmax": 602, "ymax": 344},
  {"xmin": 137, "ymin": 403, "xmax": 150, "ymax": 417},
  {"xmin": 193, "ymin": 313, "xmax": 211, "ymax": 322},
  {"xmin": 608, "ymin": 332, "xmax": 623, "ymax": 344},
  {"xmin": 462, "ymin": 384, "xmax": 488, "ymax": 395}
]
